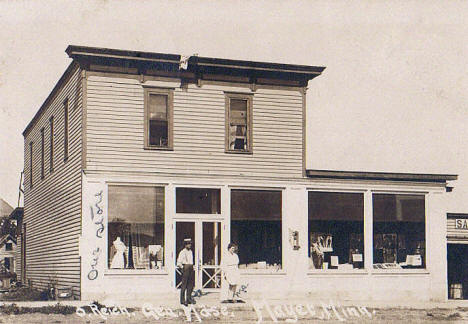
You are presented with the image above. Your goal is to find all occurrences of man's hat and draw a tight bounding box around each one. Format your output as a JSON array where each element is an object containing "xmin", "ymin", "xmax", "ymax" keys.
[{"xmin": 184, "ymin": 238, "xmax": 192, "ymax": 245}]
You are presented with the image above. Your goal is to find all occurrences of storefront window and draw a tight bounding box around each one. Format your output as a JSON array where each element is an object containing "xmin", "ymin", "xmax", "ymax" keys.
[
  {"xmin": 308, "ymin": 192, "xmax": 364, "ymax": 270},
  {"xmin": 373, "ymin": 194, "xmax": 425, "ymax": 269},
  {"xmin": 108, "ymin": 185, "xmax": 165, "ymax": 270},
  {"xmin": 176, "ymin": 188, "xmax": 221, "ymax": 214},
  {"xmin": 231, "ymin": 189, "xmax": 282, "ymax": 270}
]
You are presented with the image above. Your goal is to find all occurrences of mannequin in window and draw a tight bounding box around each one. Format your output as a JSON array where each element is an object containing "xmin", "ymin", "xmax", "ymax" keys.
[{"xmin": 110, "ymin": 236, "xmax": 126, "ymax": 269}]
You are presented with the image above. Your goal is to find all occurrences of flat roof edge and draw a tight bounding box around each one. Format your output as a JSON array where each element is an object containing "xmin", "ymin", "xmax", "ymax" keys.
[
  {"xmin": 66, "ymin": 45, "xmax": 326, "ymax": 79},
  {"xmin": 447, "ymin": 213, "xmax": 468, "ymax": 219},
  {"xmin": 306, "ymin": 169, "xmax": 458, "ymax": 183}
]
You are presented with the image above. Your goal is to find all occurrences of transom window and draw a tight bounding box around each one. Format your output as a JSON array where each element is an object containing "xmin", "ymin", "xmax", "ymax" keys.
[
  {"xmin": 225, "ymin": 93, "xmax": 252, "ymax": 153},
  {"xmin": 176, "ymin": 188, "xmax": 221, "ymax": 214},
  {"xmin": 144, "ymin": 88, "xmax": 173, "ymax": 149}
]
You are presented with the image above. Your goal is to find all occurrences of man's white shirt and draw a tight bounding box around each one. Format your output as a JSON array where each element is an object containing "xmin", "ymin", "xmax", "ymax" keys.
[{"xmin": 177, "ymin": 248, "xmax": 194, "ymax": 267}]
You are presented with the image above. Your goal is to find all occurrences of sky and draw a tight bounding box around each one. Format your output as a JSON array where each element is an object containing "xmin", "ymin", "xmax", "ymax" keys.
[{"xmin": 0, "ymin": 1, "xmax": 467, "ymax": 211}]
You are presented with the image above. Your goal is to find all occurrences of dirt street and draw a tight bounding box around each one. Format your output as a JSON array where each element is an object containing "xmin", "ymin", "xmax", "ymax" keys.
[{"xmin": 1, "ymin": 306, "xmax": 468, "ymax": 324}]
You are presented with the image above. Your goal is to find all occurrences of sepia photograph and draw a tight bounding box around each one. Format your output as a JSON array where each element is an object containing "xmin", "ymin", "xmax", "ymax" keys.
[{"xmin": 0, "ymin": 1, "xmax": 467, "ymax": 323}]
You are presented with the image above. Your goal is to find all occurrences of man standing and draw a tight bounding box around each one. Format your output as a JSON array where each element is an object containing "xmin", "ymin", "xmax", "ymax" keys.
[{"xmin": 177, "ymin": 238, "xmax": 195, "ymax": 306}]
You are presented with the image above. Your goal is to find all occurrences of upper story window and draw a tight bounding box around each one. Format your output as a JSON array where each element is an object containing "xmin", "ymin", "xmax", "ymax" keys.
[
  {"xmin": 225, "ymin": 93, "xmax": 253, "ymax": 153},
  {"xmin": 29, "ymin": 142, "xmax": 33, "ymax": 188},
  {"xmin": 144, "ymin": 88, "xmax": 173, "ymax": 149},
  {"xmin": 5, "ymin": 243, "xmax": 12, "ymax": 251},
  {"xmin": 49, "ymin": 116, "xmax": 54, "ymax": 173},
  {"xmin": 40, "ymin": 128, "xmax": 45, "ymax": 179},
  {"xmin": 63, "ymin": 98, "xmax": 69, "ymax": 161}
]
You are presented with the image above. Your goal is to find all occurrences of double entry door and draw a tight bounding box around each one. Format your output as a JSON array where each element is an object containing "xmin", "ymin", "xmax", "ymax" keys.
[{"xmin": 175, "ymin": 220, "xmax": 223, "ymax": 292}]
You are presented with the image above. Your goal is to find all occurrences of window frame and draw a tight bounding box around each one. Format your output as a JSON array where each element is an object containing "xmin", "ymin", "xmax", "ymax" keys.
[
  {"xmin": 144, "ymin": 87, "xmax": 174, "ymax": 150},
  {"xmin": 307, "ymin": 190, "xmax": 365, "ymax": 272},
  {"xmin": 29, "ymin": 142, "xmax": 33, "ymax": 188},
  {"xmin": 225, "ymin": 92, "xmax": 253, "ymax": 154},
  {"xmin": 49, "ymin": 116, "xmax": 54, "ymax": 173},
  {"xmin": 40, "ymin": 127, "xmax": 45, "ymax": 179},
  {"xmin": 371, "ymin": 192, "xmax": 427, "ymax": 271},
  {"xmin": 63, "ymin": 98, "xmax": 69, "ymax": 162},
  {"xmin": 106, "ymin": 184, "xmax": 167, "ymax": 272},
  {"xmin": 230, "ymin": 188, "xmax": 284, "ymax": 273}
]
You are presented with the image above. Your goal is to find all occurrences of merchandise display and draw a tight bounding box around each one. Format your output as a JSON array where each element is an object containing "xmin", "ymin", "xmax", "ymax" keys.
[
  {"xmin": 373, "ymin": 232, "xmax": 425, "ymax": 268},
  {"xmin": 309, "ymin": 232, "xmax": 364, "ymax": 270}
]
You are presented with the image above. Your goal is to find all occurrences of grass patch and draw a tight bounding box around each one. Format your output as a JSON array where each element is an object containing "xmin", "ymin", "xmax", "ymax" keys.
[
  {"xmin": 0, "ymin": 301, "xmax": 137, "ymax": 315},
  {"xmin": 0, "ymin": 287, "xmax": 44, "ymax": 301},
  {"xmin": 0, "ymin": 303, "xmax": 76, "ymax": 315}
]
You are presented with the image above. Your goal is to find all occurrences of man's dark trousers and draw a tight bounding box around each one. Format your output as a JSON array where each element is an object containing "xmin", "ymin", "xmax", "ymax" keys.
[{"xmin": 180, "ymin": 264, "xmax": 194, "ymax": 304}]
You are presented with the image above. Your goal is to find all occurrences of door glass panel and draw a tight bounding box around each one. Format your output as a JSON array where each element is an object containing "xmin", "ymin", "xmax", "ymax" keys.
[
  {"xmin": 202, "ymin": 222, "xmax": 221, "ymax": 266},
  {"xmin": 202, "ymin": 222, "xmax": 222, "ymax": 289},
  {"xmin": 175, "ymin": 222, "xmax": 195, "ymax": 288}
]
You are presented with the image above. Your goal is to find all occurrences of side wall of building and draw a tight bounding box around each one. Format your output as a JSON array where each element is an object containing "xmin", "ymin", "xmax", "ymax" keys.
[
  {"xmin": 23, "ymin": 63, "xmax": 83, "ymax": 297},
  {"xmin": 85, "ymin": 75, "xmax": 304, "ymax": 179}
]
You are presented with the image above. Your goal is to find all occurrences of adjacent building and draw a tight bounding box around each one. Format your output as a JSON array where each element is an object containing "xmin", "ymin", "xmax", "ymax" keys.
[{"xmin": 23, "ymin": 45, "xmax": 457, "ymax": 301}]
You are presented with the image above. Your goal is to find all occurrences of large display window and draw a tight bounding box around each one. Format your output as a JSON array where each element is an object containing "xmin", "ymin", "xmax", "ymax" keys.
[
  {"xmin": 308, "ymin": 191, "xmax": 364, "ymax": 270},
  {"xmin": 231, "ymin": 189, "xmax": 282, "ymax": 270},
  {"xmin": 372, "ymin": 194, "xmax": 426, "ymax": 269},
  {"xmin": 108, "ymin": 185, "xmax": 165, "ymax": 270}
]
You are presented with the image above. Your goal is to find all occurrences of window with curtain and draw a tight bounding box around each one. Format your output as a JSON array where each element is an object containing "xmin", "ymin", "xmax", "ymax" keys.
[
  {"xmin": 225, "ymin": 93, "xmax": 252, "ymax": 153},
  {"xmin": 231, "ymin": 189, "xmax": 282, "ymax": 269},
  {"xmin": 373, "ymin": 194, "xmax": 426, "ymax": 269},
  {"xmin": 308, "ymin": 191, "xmax": 364, "ymax": 270},
  {"xmin": 108, "ymin": 185, "xmax": 165, "ymax": 270}
]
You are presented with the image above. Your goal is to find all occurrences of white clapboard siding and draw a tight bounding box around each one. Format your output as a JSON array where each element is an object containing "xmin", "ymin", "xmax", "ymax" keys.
[
  {"xmin": 86, "ymin": 76, "xmax": 304, "ymax": 178},
  {"xmin": 23, "ymin": 64, "xmax": 83, "ymax": 298}
]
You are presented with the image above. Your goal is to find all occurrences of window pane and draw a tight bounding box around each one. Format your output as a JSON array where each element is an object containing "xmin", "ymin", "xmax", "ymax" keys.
[
  {"xmin": 149, "ymin": 94, "xmax": 167, "ymax": 120},
  {"xmin": 64, "ymin": 99, "xmax": 68, "ymax": 160},
  {"xmin": 176, "ymin": 188, "xmax": 221, "ymax": 214},
  {"xmin": 308, "ymin": 192, "xmax": 364, "ymax": 270},
  {"xmin": 40, "ymin": 128, "xmax": 45, "ymax": 178},
  {"xmin": 29, "ymin": 142, "xmax": 33, "ymax": 188},
  {"xmin": 230, "ymin": 99, "xmax": 247, "ymax": 125},
  {"xmin": 373, "ymin": 194, "xmax": 425, "ymax": 269},
  {"xmin": 148, "ymin": 94, "xmax": 168, "ymax": 147},
  {"xmin": 149, "ymin": 120, "xmax": 168, "ymax": 146},
  {"xmin": 49, "ymin": 117, "xmax": 54, "ymax": 172},
  {"xmin": 108, "ymin": 186, "xmax": 165, "ymax": 270},
  {"xmin": 231, "ymin": 190, "xmax": 282, "ymax": 269}
]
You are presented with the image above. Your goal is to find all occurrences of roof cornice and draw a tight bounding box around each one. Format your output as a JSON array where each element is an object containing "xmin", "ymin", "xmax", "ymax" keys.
[{"xmin": 65, "ymin": 45, "xmax": 326, "ymax": 83}]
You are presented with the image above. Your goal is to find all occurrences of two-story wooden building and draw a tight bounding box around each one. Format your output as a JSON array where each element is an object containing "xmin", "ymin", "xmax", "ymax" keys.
[{"xmin": 23, "ymin": 45, "xmax": 457, "ymax": 302}]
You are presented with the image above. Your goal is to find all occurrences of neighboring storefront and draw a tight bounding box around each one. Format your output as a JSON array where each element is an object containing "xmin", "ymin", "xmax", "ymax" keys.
[{"xmin": 447, "ymin": 213, "xmax": 468, "ymax": 300}]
